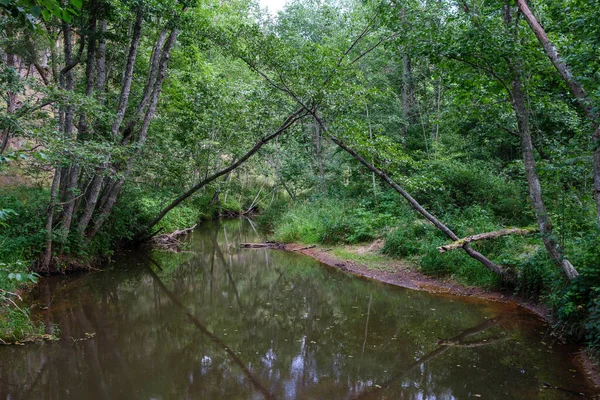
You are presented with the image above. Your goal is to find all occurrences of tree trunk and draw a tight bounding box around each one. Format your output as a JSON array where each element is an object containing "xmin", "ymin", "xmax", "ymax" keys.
[
  {"xmin": 515, "ymin": 0, "xmax": 600, "ymax": 229},
  {"xmin": 57, "ymin": 21, "xmax": 76, "ymax": 224},
  {"xmin": 76, "ymin": 15, "xmax": 165, "ymax": 238},
  {"xmin": 76, "ymin": 173, "xmax": 103, "ymax": 237},
  {"xmin": 400, "ymin": 7, "xmax": 413, "ymax": 144},
  {"xmin": 401, "ymin": 53, "xmax": 412, "ymax": 142},
  {"xmin": 329, "ymin": 135, "xmax": 512, "ymax": 281},
  {"xmin": 137, "ymin": 108, "xmax": 307, "ymax": 238},
  {"xmin": 62, "ymin": 9, "xmax": 99, "ymax": 237},
  {"xmin": 510, "ymin": 68, "xmax": 579, "ymax": 280},
  {"xmin": 366, "ymin": 105, "xmax": 377, "ymax": 192},
  {"xmin": 504, "ymin": 4, "xmax": 578, "ymax": 280},
  {"xmin": 61, "ymin": 21, "xmax": 75, "ymax": 137},
  {"xmin": 60, "ymin": 166, "xmax": 80, "ymax": 235},
  {"xmin": 136, "ymin": 28, "xmax": 168, "ymax": 118},
  {"xmin": 88, "ymin": 28, "xmax": 180, "ymax": 239},
  {"xmin": 87, "ymin": 179, "xmax": 124, "ymax": 241},
  {"xmin": 1, "ymin": 50, "xmax": 16, "ymax": 154},
  {"xmin": 314, "ymin": 115, "xmax": 326, "ymax": 193},
  {"xmin": 96, "ymin": 20, "xmax": 108, "ymax": 93},
  {"xmin": 111, "ymin": 10, "xmax": 144, "ymax": 138},
  {"xmin": 438, "ymin": 228, "xmax": 537, "ymax": 253},
  {"xmin": 119, "ymin": 27, "xmax": 169, "ymax": 144},
  {"xmin": 41, "ymin": 169, "xmax": 61, "ymax": 272}
]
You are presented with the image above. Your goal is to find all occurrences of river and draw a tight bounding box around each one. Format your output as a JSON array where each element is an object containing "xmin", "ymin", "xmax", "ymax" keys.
[{"xmin": 0, "ymin": 219, "xmax": 596, "ymax": 399}]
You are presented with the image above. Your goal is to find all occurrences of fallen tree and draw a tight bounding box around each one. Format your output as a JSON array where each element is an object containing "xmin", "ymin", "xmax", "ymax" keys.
[
  {"xmin": 328, "ymin": 134, "xmax": 514, "ymax": 282},
  {"xmin": 437, "ymin": 228, "xmax": 538, "ymax": 253},
  {"xmin": 151, "ymin": 224, "xmax": 197, "ymax": 251}
]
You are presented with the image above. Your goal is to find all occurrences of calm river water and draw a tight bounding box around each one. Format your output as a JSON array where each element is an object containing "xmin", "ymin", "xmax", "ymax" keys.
[{"xmin": 0, "ymin": 219, "xmax": 597, "ymax": 399}]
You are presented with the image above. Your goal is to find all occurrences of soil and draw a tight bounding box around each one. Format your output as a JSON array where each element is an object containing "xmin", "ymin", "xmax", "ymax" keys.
[{"xmin": 278, "ymin": 242, "xmax": 600, "ymax": 390}]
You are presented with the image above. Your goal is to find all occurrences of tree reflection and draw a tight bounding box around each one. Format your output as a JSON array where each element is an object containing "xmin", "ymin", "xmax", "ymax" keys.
[
  {"xmin": 144, "ymin": 257, "xmax": 276, "ymax": 400},
  {"xmin": 0, "ymin": 219, "xmax": 593, "ymax": 400}
]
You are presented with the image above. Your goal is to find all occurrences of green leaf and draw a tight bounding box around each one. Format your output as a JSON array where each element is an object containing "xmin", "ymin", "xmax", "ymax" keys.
[
  {"xmin": 61, "ymin": 9, "xmax": 72, "ymax": 22},
  {"xmin": 30, "ymin": 5, "xmax": 42, "ymax": 17}
]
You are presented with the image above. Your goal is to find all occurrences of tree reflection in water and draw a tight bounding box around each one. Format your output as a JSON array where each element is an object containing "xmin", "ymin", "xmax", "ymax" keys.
[{"xmin": 0, "ymin": 219, "xmax": 594, "ymax": 400}]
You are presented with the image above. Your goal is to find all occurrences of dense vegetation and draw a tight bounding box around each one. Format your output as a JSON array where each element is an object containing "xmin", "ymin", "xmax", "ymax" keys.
[{"xmin": 0, "ymin": 0, "xmax": 599, "ymax": 360}]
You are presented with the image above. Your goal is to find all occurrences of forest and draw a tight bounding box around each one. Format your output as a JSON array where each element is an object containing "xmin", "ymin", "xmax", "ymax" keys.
[{"xmin": 1, "ymin": 0, "xmax": 599, "ymax": 388}]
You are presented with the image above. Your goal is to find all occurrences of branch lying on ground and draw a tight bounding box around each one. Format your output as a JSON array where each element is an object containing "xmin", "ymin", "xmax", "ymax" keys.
[
  {"xmin": 438, "ymin": 228, "xmax": 538, "ymax": 253},
  {"xmin": 151, "ymin": 224, "xmax": 197, "ymax": 251}
]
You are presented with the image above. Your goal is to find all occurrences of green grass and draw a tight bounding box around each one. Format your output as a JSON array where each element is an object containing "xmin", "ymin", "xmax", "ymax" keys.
[
  {"xmin": 270, "ymin": 197, "xmax": 393, "ymax": 244},
  {"xmin": 330, "ymin": 247, "xmax": 401, "ymax": 272},
  {"xmin": 0, "ymin": 304, "xmax": 46, "ymax": 343},
  {"xmin": 266, "ymin": 196, "xmax": 554, "ymax": 292}
]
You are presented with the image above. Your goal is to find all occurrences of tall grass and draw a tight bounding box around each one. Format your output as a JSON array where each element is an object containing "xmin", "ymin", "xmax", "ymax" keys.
[{"xmin": 270, "ymin": 197, "xmax": 391, "ymax": 244}]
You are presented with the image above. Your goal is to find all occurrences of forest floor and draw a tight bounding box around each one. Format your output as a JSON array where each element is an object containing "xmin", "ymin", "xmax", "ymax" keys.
[{"xmin": 282, "ymin": 241, "xmax": 600, "ymax": 388}]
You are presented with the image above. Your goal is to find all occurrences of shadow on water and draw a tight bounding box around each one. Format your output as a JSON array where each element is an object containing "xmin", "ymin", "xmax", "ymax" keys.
[{"xmin": 0, "ymin": 218, "xmax": 597, "ymax": 399}]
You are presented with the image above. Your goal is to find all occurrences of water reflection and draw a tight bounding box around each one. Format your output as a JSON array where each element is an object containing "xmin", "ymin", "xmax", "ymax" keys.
[{"xmin": 0, "ymin": 219, "xmax": 595, "ymax": 399}]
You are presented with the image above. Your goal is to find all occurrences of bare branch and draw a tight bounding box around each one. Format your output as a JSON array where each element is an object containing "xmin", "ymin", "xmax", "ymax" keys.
[{"xmin": 438, "ymin": 227, "xmax": 538, "ymax": 253}]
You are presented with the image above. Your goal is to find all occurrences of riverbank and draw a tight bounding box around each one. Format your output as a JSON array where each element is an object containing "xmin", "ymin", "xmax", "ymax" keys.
[
  {"xmin": 280, "ymin": 241, "xmax": 600, "ymax": 389},
  {"xmin": 283, "ymin": 241, "xmax": 549, "ymax": 318}
]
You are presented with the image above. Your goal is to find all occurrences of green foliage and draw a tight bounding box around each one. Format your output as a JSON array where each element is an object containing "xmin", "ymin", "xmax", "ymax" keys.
[
  {"xmin": 89, "ymin": 186, "xmax": 219, "ymax": 256},
  {"xmin": 0, "ymin": 0, "xmax": 599, "ymax": 365},
  {"xmin": 407, "ymin": 160, "xmax": 529, "ymax": 225},
  {"xmin": 586, "ymin": 289, "xmax": 600, "ymax": 358},
  {"xmin": 0, "ymin": 305, "xmax": 44, "ymax": 343},
  {"xmin": 0, "ymin": 0, "xmax": 83, "ymax": 29},
  {"xmin": 0, "ymin": 256, "xmax": 42, "ymax": 344},
  {"xmin": 0, "ymin": 186, "xmax": 48, "ymax": 264},
  {"xmin": 271, "ymin": 197, "xmax": 391, "ymax": 245},
  {"xmin": 381, "ymin": 207, "xmax": 501, "ymax": 288}
]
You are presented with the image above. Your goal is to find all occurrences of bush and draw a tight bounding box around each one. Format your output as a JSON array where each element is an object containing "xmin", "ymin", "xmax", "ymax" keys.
[
  {"xmin": 88, "ymin": 186, "xmax": 219, "ymax": 256},
  {"xmin": 408, "ymin": 160, "xmax": 528, "ymax": 225},
  {"xmin": 382, "ymin": 205, "xmax": 532, "ymax": 288},
  {"xmin": 0, "ymin": 306, "xmax": 45, "ymax": 343},
  {"xmin": 270, "ymin": 197, "xmax": 392, "ymax": 244},
  {"xmin": 0, "ymin": 186, "xmax": 48, "ymax": 264},
  {"xmin": 586, "ymin": 289, "xmax": 600, "ymax": 358}
]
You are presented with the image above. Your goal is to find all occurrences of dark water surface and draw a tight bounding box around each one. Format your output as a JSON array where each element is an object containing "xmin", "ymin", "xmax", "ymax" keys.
[{"xmin": 0, "ymin": 219, "xmax": 597, "ymax": 399}]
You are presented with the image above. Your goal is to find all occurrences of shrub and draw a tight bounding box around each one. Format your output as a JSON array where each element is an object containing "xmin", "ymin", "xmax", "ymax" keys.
[
  {"xmin": 271, "ymin": 197, "xmax": 389, "ymax": 244},
  {"xmin": 0, "ymin": 186, "xmax": 48, "ymax": 264}
]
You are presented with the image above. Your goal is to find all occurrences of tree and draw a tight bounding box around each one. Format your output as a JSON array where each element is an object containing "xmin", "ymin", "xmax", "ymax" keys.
[{"xmin": 515, "ymin": 0, "xmax": 600, "ymax": 230}]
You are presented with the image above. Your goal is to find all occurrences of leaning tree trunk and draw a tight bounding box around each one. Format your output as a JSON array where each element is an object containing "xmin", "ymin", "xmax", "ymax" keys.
[
  {"xmin": 503, "ymin": 4, "xmax": 578, "ymax": 280},
  {"xmin": 137, "ymin": 107, "xmax": 307, "ymax": 239},
  {"xmin": 509, "ymin": 67, "xmax": 578, "ymax": 280},
  {"xmin": 328, "ymin": 134, "xmax": 513, "ymax": 281},
  {"xmin": 515, "ymin": 0, "xmax": 600, "ymax": 229}
]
